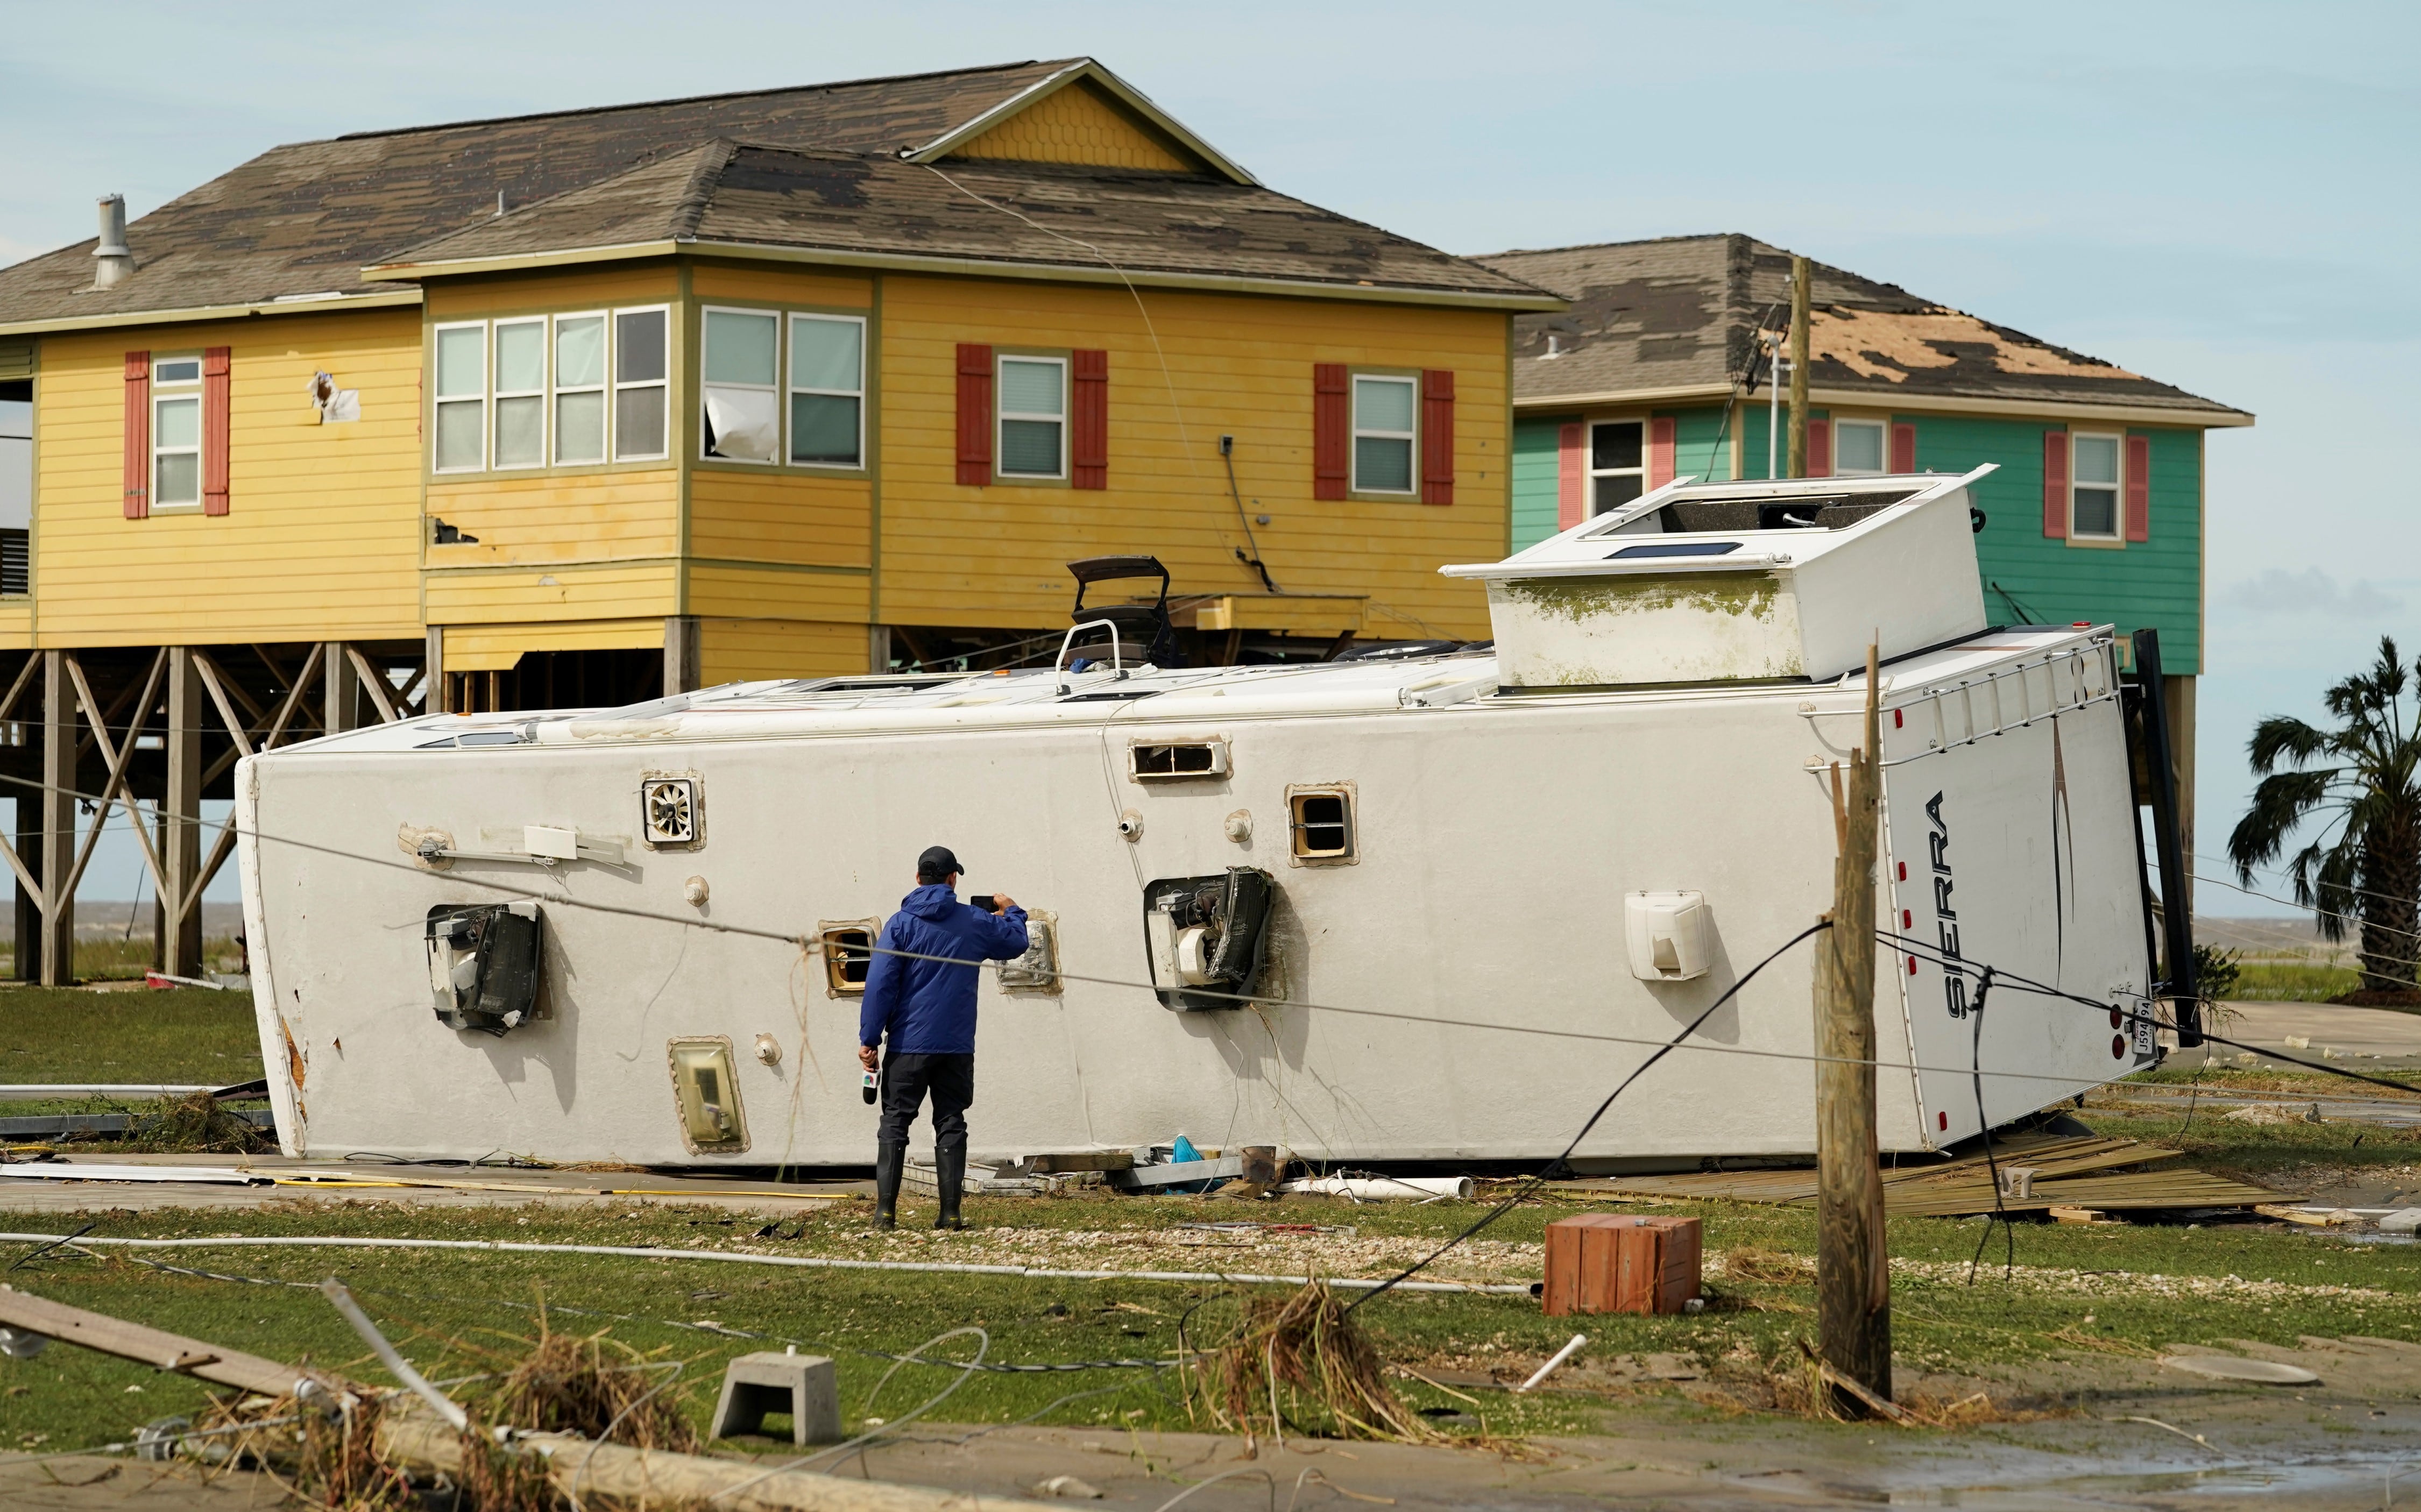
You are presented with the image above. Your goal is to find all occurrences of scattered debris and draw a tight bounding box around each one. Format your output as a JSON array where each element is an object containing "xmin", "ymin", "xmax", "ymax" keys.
[
  {"xmin": 1034, "ymin": 1474, "xmax": 1105, "ymax": 1499},
  {"xmin": 1514, "ymin": 1334, "xmax": 1587, "ymax": 1393},
  {"xmin": 2161, "ymin": 1354, "xmax": 2319, "ymax": 1385},
  {"xmin": 1186, "ymin": 1280, "xmax": 1440, "ymax": 1445}
]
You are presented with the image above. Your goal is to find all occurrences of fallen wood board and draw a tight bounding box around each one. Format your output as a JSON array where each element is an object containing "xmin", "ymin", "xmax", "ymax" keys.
[
  {"xmin": 378, "ymin": 1414, "xmax": 1046, "ymax": 1511},
  {"xmin": 0, "ymin": 1284, "xmax": 350, "ymax": 1399},
  {"xmin": 1587, "ymin": 1137, "xmax": 2288, "ymax": 1216}
]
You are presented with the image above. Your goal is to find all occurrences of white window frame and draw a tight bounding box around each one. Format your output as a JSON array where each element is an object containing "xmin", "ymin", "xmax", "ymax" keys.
[
  {"xmin": 1350, "ymin": 373, "xmax": 1418, "ymax": 496},
  {"xmin": 1832, "ymin": 417, "xmax": 1887, "ymax": 478},
  {"xmin": 431, "ymin": 320, "xmax": 488, "ymax": 474},
  {"xmin": 550, "ymin": 310, "xmax": 608, "ymax": 467},
  {"xmin": 149, "ymin": 352, "xmax": 203, "ymax": 511},
  {"xmin": 788, "ymin": 311, "xmax": 867, "ymax": 471},
  {"xmin": 490, "ymin": 317, "xmax": 548, "ymax": 471},
  {"xmin": 699, "ymin": 304, "xmax": 781, "ymax": 466},
  {"xmin": 1586, "ymin": 416, "xmax": 1646, "ymax": 516},
  {"xmin": 2069, "ymin": 430, "xmax": 2123, "ymax": 542},
  {"xmin": 611, "ymin": 304, "xmax": 671, "ymax": 463},
  {"xmin": 995, "ymin": 353, "xmax": 1067, "ymax": 481}
]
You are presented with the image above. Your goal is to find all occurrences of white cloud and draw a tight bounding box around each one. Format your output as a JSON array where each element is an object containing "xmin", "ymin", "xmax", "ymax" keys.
[{"xmin": 2226, "ymin": 567, "xmax": 2403, "ymax": 620}]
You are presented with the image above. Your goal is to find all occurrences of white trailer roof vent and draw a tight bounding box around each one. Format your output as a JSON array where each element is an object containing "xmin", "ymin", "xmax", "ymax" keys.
[{"xmin": 1441, "ymin": 468, "xmax": 1992, "ymax": 689}]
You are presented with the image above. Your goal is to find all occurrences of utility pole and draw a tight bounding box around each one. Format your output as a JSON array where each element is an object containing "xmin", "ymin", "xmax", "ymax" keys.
[
  {"xmin": 1815, "ymin": 641, "xmax": 1889, "ymax": 1413},
  {"xmin": 1787, "ymin": 255, "xmax": 1811, "ymax": 478}
]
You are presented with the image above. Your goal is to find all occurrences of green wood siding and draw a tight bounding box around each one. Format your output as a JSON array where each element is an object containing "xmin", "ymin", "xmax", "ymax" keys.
[
  {"xmin": 1937, "ymin": 414, "xmax": 2202, "ymax": 674},
  {"xmin": 1506, "ymin": 402, "xmax": 2205, "ymax": 671},
  {"xmin": 1511, "ymin": 415, "xmax": 1570, "ymax": 551}
]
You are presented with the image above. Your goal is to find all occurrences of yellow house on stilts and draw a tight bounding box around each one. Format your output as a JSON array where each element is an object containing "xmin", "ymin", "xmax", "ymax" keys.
[{"xmin": 0, "ymin": 58, "xmax": 1561, "ymax": 983}]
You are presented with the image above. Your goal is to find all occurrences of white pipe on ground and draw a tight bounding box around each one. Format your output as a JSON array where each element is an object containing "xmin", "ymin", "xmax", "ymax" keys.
[{"xmin": 1279, "ymin": 1175, "xmax": 1476, "ymax": 1202}]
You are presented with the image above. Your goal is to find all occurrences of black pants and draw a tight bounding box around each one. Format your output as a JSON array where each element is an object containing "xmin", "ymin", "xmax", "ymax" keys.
[{"xmin": 879, "ymin": 1051, "xmax": 974, "ymax": 1152}]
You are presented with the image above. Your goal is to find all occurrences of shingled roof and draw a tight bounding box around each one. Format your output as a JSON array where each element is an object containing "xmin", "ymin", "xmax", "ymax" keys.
[
  {"xmin": 368, "ymin": 140, "xmax": 1549, "ymax": 303},
  {"xmin": 0, "ymin": 58, "xmax": 1555, "ymax": 330},
  {"xmin": 1476, "ymin": 233, "xmax": 2246, "ymax": 420}
]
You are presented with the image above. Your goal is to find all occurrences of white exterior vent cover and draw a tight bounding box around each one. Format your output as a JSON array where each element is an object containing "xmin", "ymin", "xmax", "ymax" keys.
[
  {"xmin": 641, "ymin": 775, "xmax": 702, "ymax": 850},
  {"xmin": 1625, "ymin": 891, "xmax": 1710, "ymax": 982}
]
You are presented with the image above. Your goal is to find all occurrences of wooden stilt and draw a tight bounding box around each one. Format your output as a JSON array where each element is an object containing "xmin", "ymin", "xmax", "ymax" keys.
[
  {"xmin": 13, "ymin": 772, "xmax": 37, "ymax": 983},
  {"xmin": 1814, "ymin": 641, "xmax": 1889, "ymax": 1413},
  {"xmin": 323, "ymin": 640, "xmax": 358, "ymax": 733},
  {"xmin": 163, "ymin": 645, "xmax": 204, "ymax": 977},
  {"xmin": 38, "ymin": 650, "xmax": 73, "ymax": 986}
]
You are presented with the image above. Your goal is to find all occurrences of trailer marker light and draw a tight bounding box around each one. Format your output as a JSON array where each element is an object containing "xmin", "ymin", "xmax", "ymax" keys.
[
  {"xmin": 1907, "ymin": 955, "xmax": 1917, "ymax": 976},
  {"xmin": 1893, "ymin": 708, "xmax": 1903, "ymax": 728},
  {"xmin": 1896, "ymin": 861, "xmax": 1906, "ymax": 881},
  {"xmin": 2111, "ymin": 1035, "xmax": 2126, "ymax": 1059},
  {"xmin": 1902, "ymin": 909, "xmax": 1912, "ymax": 929},
  {"xmin": 1938, "ymin": 1111, "xmax": 1949, "ymax": 1131}
]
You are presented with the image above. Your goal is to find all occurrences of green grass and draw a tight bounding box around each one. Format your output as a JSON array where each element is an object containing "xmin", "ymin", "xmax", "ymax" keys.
[
  {"xmin": 0, "ymin": 986, "xmax": 263, "ymax": 1087},
  {"xmin": 2232, "ymin": 962, "xmax": 2363, "ymax": 1002},
  {"xmin": 3, "ymin": 1166, "xmax": 2419, "ymax": 1453}
]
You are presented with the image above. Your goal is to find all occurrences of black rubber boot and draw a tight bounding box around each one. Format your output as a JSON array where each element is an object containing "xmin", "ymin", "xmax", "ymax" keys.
[
  {"xmin": 873, "ymin": 1141, "xmax": 904, "ymax": 1231},
  {"xmin": 933, "ymin": 1141, "xmax": 968, "ymax": 1231}
]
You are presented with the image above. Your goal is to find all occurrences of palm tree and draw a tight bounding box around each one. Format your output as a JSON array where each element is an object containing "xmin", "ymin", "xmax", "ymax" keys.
[{"xmin": 2228, "ymin": 636, "xmax": 2421, "ymax": 993}]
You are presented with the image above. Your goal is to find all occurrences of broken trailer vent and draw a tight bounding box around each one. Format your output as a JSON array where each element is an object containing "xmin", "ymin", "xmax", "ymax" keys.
[
  {"xmin": 424, "ymin": 901, "xmax": 543, "ymax": 1035},
  {"xmin": 1287, "ymin": 785, "xmax": 1355, "ymax": 863},
  {"xmin": 640, "ymin": 775, "xmax": 702, "ymax": 849},
  {"xmin": 1142, "ymin": 868, "xmax": 1276, "ymax": 1011},
  {"xmin": 1130, "ymin": 740, "xmax": 1229, "ymax": 780},
  {"xmin": 820, "ymin": 922, "xmax": 879, "ymax": 996}
]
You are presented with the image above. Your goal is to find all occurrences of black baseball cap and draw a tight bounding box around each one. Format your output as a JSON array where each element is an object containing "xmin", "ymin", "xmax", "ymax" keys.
[{"xmin": 916, "ymin": 845, "xmax": 965, "ymax": 882}]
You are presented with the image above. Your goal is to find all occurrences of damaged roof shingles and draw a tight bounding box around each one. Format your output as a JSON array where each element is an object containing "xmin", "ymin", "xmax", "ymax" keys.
[
  {"xmin": 0, "ymin": 58, "xmax": 1549, "ymax": 324},
  {"xmin": 379, "ymin": 143, "xmax": 1541, "ymax": 299},
  {"xmin": 1477, "ymin": 233, "xmax": 2243, "ymax": 418}
]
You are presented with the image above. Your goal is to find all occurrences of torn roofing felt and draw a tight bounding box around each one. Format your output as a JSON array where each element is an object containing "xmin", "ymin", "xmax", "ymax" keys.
[
  {"xmin": 0, "ymin": 57, "xmax": 1554, "ymax": 324},
  {"xmin": 1476, "ymin": 232, "xmax": 2245, "ymax": 418},
  {"xmin": 371, "ymin": 141, "xmax": 1554, "ymax": 301}
]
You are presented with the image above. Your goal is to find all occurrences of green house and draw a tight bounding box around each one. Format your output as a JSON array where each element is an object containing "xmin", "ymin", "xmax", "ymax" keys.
[{"xmin": 1477, "ymin": 233, "xmax": 2249, "ymax": 838}]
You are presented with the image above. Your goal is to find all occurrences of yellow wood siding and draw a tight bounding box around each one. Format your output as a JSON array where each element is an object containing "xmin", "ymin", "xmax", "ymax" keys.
[
  {"xmin": 29, "ymin": 310, "xmax": 426, "ymax": 647},
  {"xmin": 424, "ymin": 266, "xmax": 677, "ymax": 321},
  {"xmin": 876, "ymin": 276, "xmax": 1505, "ymax": 639},
  {"xmin": 689, "ymin": 264, "xmax": 872, "ymax": 308},
  {"xmin": 424, "ymin": 560, "xmax": 676, "ymax": 626},
  {"xmin": 698, "ymin": 616, "xmax": 866, "ymax": 683},
  {"xmin": 950, "ymin": 82, "xmax": 1199, "ymax": 172},
  {"xmin": 427, "ymin": 471, "xmax": 680, "ymax": 564},
  {"xmin": 686, "ymin": 562, "xmax": 870, "ymax": 623},
  {"xmin": 688, "ymin": 470, "xmax": 869, "ymax": 568},
  {"xmin": 442, "ymin": 617, "xmax": 664, "ymax": 670}
]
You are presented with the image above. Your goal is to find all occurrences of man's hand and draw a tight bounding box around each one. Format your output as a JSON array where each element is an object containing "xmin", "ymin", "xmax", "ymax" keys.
[
  {"xmin": 858, "ymin": 1044, "xmax": 879, "ymax": 1073},
  {"xmin": 988, "ymin": 892, "xmax": 1015, "ymax": 914}
]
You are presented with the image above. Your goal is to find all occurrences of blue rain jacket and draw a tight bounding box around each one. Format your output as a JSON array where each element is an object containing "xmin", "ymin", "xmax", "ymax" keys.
[{"xmin": 858, "ymin": 884, "xmax": 1030, "ymax": 1055}]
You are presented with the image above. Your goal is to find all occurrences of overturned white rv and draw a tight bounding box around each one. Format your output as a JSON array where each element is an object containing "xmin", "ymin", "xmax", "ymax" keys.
[{"xmin": 238, "ymin": 467, "xmax": 2160, "ymax": 1169}]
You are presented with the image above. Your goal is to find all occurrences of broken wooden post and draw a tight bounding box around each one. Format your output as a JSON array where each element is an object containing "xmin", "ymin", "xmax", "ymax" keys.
[
  {"xmin": 0, "ymin": 1284, "xmax": 347, "ymax": 1400},
  {"xmin": 1787, "ymin": 254, "xmax": 1811, "ymax": 479},
  {"xmin": 1813, "ymin": 641, "xmax": 1890, "ymax": 1413}
]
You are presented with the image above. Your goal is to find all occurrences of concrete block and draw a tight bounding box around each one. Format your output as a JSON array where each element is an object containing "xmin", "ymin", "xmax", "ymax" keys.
[
  {"xmin": 2379, "ymin": 1208, "xmax": 2421, "ymax": 1236},
  {"xmin": 709, "ymin": 1349, "xmax": 840, "ymax": 1445}
]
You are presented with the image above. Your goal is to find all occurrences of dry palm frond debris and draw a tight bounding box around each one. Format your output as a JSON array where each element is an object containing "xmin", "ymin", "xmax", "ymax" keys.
[
  {"xmin": 116, "ymin": 1090, "xmax": 274, "ymax": 1154},
  {"xmin": 480, "ymin": 1321, "xmax": 699, "ymax": 1452},
  {"xmin": 1689, "ymin": 1337, "xmax": 2066, "ymax": 1428},
  {"xmin": 1717, "ymin": 1246, "xmax": 1814, "ymax": 1286},
  {"xmin": 1184, "ymin": 1280, "xmax": 1441, "ymax": 1449}
]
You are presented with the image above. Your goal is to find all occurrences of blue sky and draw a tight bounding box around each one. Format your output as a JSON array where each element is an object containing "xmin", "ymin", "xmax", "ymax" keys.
[{"xmin": 2, "ymin": 1, "xmax": 2413, "ymax": 912}]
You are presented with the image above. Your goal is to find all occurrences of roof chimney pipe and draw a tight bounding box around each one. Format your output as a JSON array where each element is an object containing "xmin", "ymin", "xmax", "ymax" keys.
[{"xmin": 93, "ymin": 194, "xmax": 133, "ymax": 288}]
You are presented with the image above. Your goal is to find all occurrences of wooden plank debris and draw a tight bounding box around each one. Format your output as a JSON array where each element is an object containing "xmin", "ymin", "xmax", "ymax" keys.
[
  {"xmin": 0, "ymin": 1284, "xmax": 350, "ymax": 1399},
  {"xmin": 1585, "ymin": 1136, "xmax": 2288, "ymax": 1216}
]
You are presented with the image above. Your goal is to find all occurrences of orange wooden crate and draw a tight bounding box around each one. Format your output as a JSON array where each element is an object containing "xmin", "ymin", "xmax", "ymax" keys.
[{"xmin": 1543, "ymin": 1213, "xmax": 1701, "ymax": 1316}]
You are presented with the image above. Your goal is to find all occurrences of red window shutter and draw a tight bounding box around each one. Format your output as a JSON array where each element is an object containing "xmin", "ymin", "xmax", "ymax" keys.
[
  {"xmin": 1312, "ymin": 363, "xmax": 1349, "ymax": 501},
  {"xmin": 1890, "ymin": 422, "xmax": 1916, "ymax": 473},
  {"xmin": 1420, "ymin": 368, "xmax": 1454, "ymax": 506},
  {"xmin": 202, "ymin": 346, "xmax": 231, "ymax": 515},
  {"xmin": 2042, "ymin": 430, "xmax": 2069, "ymax": 538},
  {"xmin": 2125, "ymin": 434, "xmax": 2150, "ymax": 541},
  {"xmin": 122, "ymin": 351, "xmax": 150, "ymax": 519},
  {"xmin": 1806, "ymin": 418, "xmax": 1831, "ymax": 478},
  {"xmin": 954, "ymin": 343, "xmax": 993, "ymax": 487},
  {"xmin": 1556, "ymin": 422, "xmax": 1583, "ymax": 530},
  {"xmin": 1071, "ymin": 348, "xmax": 1108, "ymax": 490},
  {"xmin": 1647, "ymin": 415, "xmax": 1676, "ymax": 489}
]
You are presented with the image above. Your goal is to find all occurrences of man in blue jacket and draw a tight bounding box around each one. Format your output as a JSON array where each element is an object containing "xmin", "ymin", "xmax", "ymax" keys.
[{"xmin": 858, "ymin": 845, "xmax": 1029, "ymax": 1230}]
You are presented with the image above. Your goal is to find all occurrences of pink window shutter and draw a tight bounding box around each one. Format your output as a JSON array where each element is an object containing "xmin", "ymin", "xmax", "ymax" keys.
[
  {"xmin": 1556, "ymin": 423, "xmax": 1583, "ymax": 530},
  {"xmin": 202, "ymin": 346, "xmax": 231, "ymax": 515},
  {"xmin": 123, "ymin": 351, "xmax": 150, "ymax": 520},
  {"xmin": 2125, "ymin": 435, "xmax": 2150, "ymax": 541},
  {"xmin": 1806, "ymin": 418, "xmax": 1831, "ymax": 478},
  {"xmin": 2042, "ymin": 430, "xmax": 2069, "ymax": 538},
  {"xmin": 1890, "ymin": 422, "xmax": 1916, "ymax": 473},
  {"xmin": 1648, "ymin": 416, "xmax": 1676, "ymax": 489}
]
